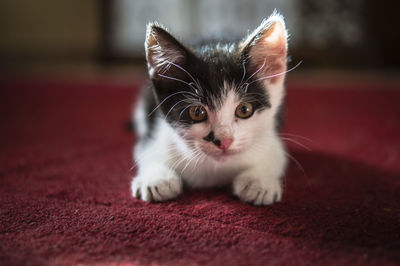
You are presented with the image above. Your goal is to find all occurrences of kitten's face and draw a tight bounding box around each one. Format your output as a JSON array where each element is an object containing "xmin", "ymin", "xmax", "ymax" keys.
[
  {"xmin": 181, "ymin": 89, "xmax": 270, "ymax": 161},
  {"xmin": 145, "ymin": 15, "xmax": 287, "ymax": 161}
]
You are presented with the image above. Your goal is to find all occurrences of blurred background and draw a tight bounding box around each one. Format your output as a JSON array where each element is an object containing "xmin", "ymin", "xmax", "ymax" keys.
[{"xmin": 0, "ymin": 0, "xmax": 399, "ymax": 80}]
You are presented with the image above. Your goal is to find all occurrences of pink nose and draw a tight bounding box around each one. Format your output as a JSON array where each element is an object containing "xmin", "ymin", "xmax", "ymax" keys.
[{"xmin": 218, "ymin": 138, "xmax": 233, "ymax": 151}]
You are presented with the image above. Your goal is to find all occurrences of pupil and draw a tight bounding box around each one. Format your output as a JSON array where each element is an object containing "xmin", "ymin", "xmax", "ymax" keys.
[
  {"xmin": 241, "ymin": 106, "xmax": 248, "ymax": 113},
  {"xmin": 195, "ymin": 108, "xmax": 202, "ymax": 117}
]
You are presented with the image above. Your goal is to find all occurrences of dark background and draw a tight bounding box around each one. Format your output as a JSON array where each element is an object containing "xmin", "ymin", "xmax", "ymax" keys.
[{"xmin": 0, "ymin": 0, "xmax": 399, "ymax": 75}]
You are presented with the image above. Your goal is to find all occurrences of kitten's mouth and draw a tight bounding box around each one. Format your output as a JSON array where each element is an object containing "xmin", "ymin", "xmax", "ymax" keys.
[
  {"xmin": 221, "ymin": 149, "xmax": 235, "ymax": 156},
  {"xmin": 197, "ymin": 143, "xmax": 240, "ymax": 162},
  {"xmin": 208, "ymin": 149, "xmax": 238, "ymax": 161}
]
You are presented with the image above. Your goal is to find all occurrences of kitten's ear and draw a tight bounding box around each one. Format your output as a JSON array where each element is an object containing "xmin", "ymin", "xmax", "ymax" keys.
[
  {"xmin": 145, "ymin": 23, "xmax": 190, "ymax": 79},
  {"xmin": 240, "ymin": 12, "xmax": 288, "ymax": 83}
]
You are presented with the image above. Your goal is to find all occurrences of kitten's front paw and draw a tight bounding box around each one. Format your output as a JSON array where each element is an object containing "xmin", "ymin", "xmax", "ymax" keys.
[
  {"xmin": 131, "ymin": 172, "xmax": 182, "ymax": 202},
  {"xmin": 233, "ymin": 176, "xmax": 282, "ymax": 205}
]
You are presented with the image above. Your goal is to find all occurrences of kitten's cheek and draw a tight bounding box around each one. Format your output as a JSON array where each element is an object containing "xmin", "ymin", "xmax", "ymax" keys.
[{"xmin": 198, "ymin": 143, "xmax": 214, "ymax": 156}]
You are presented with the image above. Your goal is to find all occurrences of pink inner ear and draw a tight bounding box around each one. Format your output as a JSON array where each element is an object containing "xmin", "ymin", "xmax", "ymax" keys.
[
  {"xmin": 145, "ymin": 25, "xmax": 186, "ymax": 77},
  {"xmin": 249, "ymin": 22, "xmax": 287, "ymax": 84}
]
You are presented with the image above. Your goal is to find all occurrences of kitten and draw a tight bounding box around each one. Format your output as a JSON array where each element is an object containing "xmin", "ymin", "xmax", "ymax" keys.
[{"xmin": 132, "ymin": 11, "xmax": 289, "ymax": 205}]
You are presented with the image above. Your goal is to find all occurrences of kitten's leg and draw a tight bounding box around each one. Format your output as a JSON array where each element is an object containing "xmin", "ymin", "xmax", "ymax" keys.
[
  {"xmin": 232, "ymin": 137, "xmax": 287, "ymax": 205},
  {"xmin": 131, "ymin": 125, "xmax": 183, "ymax": 202}
]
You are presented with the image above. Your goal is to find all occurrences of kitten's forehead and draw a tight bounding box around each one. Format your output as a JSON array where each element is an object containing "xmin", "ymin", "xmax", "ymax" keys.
[
  {"xmin": 213, "ymin": 89, "xmax": 238, "ymax": 121},
  {"xmin": 191, "ymin": 46, "xmax": 270, "ymax": 111},
  {"xmin": 193, "ymin": 43, "xmax": 246, "ymax": 109}
]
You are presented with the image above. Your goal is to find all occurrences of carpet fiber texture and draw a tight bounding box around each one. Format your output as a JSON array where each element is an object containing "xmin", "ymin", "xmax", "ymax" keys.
[{"xmin": 0, "ymin": 76, "xmax": 399, "ymax": 265}]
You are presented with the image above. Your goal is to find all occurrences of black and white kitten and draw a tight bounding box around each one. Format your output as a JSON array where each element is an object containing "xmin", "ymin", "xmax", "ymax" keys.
[{"xmin": 132, "ymin": 11, "xmax": 289, "ymax": 205}]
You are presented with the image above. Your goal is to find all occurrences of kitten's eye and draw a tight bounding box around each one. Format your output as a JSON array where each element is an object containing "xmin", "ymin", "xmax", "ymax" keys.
[
  {"xmin": 188, "ymin": 105, "xmax": 207, "ymax": 122},
  {"xmin": 235, "ymin": 102, "xmax": 254, "ymax": 119}
]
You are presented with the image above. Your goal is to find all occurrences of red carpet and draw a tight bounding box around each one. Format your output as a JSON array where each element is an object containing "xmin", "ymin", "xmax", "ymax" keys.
[{"xmin": 0, "ymin": 75, "xmax": 399, "ymax": 265}]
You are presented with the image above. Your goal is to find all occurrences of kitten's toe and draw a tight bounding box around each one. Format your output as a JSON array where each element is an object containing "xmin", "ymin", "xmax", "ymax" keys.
[
  {"xmin": 131, "ymin": 177, "xmax": 153, "ymax": 202},
  {"xmin": 253, "ymin": 191, "xmax": 266, "ymax": 205},
  {"xmin": 156, "ymin": 179, "xmax": 182, "ymax": 200},
  {"xmin": 145, "ymin": 178, "xmax": 182, "ymax": 202},
  {"xmin": 136, "ymin": 184, "xmax": 157, "ymax": 202},
  {"xmin": 233, "ymin": 178, "xmax": 261, "ymax": 204},
  {"xmin": 261, "ymin": 185, "xmax": 282, "ymax": 205},
  {"xmin": 131, "ymin": 178, "xmax": 142, "ymax": 200},
  {"xmin": 131, "ymin": 174, "xmax": 182, "ymax": 202},
  {"xmin": 233, "ymin": 176, "xmax": 282, "ymax": 206}
]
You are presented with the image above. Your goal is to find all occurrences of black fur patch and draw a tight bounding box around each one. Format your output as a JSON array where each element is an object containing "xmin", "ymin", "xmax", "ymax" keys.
[
  {"xmin": 145, "ymin": 41, "xmax": 271, "ymax": 127},
  {"xmin": 203, "ymin": 131, "xmax": 215, "ymax": 142},
  {"xmin": 140, "ymin": 23, "xmax": 283, "ymax": 138}
]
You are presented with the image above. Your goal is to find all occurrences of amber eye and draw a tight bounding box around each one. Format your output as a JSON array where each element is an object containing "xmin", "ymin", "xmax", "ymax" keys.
[
  {"xmin": 188, "ymin": 105, "xmax": 207, "ymax": 122},
  {"xmin": 235, "ymin": 102, "xmax": 254, "ymax": 119}
]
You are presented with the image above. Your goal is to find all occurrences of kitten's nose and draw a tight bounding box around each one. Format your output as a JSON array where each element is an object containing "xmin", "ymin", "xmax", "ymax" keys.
[{"xmin": 215, "ymin": 138, "xmax": 233, "ymax": 151}]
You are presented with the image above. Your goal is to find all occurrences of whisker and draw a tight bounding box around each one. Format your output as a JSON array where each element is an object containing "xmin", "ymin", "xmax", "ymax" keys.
[
  {"xmin": 158, "ymin": 73, "xmax": 199, "ymax": 92},
  {"xmin": 179, "ymin": 103, "xmax": 198, "ymax": 119},
  {"xmin": 281, "ymin": 137, "xmax": 311, "ymax": 151},
  {"xmin": 243, "ymin": 57, "xmax": 267, "ymax": 85},
  {"xmin": 168, "ymin": 151, "xmax": 191, "ymax": 176},
  {"xmin": 164, "ymin": 60, "xmax": 203, "ymax": 92},
  {"xmin": 188, "ymin": 82, "xmax": 200, "ymax": 94},
  {"xmin": 196, "ymin": 78, "xmax": 204, "ymax": 93},
  {"xmin": 169, "ymin": 146, "xmax": 200, "ymax": 177},
  {"xmin": 134, "ymin": 145, "xmax": 179, "ymax": 166},
  {"xmin": 248, "ymin": 61, "xmax": 302, "ymax": 85},
  {"xmin": 280, "ymin": 133, "xmax": 317, "ymax": 145},
  {"xmin": 193, "ymin": 152, "xmax": 205, "ymax": 171},
  {"xmin": 148, "ymin": 90, "xmax": 198, "ymax": 117},
  {"xmin": 285, "ymin": 151, "xmax": 309, "ymax": 180},
  {"xmin": 165, "ymin": 99, "xmax": 194, "ymax": 119},
  {"xmin": 240, "ymin": 59, "xmax": 247, "ymax": 85},
  {"xmin": 181, "ymin": 150, "xmax": 202, "ymax": 175}
]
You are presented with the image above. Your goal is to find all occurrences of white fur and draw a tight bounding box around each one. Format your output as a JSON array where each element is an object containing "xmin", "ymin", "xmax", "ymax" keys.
[
  {"xmin": 133, "ymin": 94, "xmax": 147, "ymax": 140},
  {"xmin": 132, "ymin": 117, "xmax": 183, "ymax": 202},
  {"xmin": 132, "ymin": 12, "xmax": 288, "ymax": 205},
  {"xmin": 131, "ymin": 81, "xmax": 287, "ymax": 205}
]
